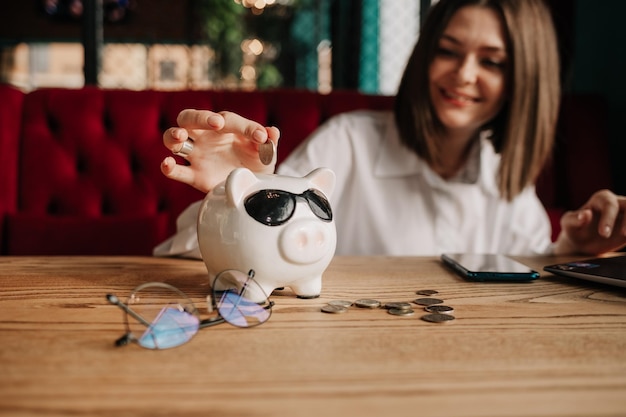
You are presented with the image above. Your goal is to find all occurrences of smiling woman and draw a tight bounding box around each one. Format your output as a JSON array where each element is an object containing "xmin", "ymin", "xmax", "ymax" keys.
[
  {"xmin": 395, "ymin": 0, "xmax": 560, "ymax": 202},
  {"xmin": 157, "ymin": 0, "xmax": 626, "ymax": 259},
  {"xmin": 427, "ymin": 6, "xmax": 509, "ymax": 178}
]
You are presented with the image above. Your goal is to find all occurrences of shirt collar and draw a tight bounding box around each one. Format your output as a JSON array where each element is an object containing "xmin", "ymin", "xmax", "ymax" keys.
[
  {"xmin": 373, "ymin": 115, "xmax": 500, "ymax": 196},
  {"xmin": 373, "ymin": 114, "xmax": 424, "ymax": 177}
]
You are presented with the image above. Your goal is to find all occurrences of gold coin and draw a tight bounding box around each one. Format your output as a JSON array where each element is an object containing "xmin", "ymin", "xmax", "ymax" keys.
[
  {"xmin": 384, "ymin": 302, "xmax": 413, "ymax": 310},
  {"xmin": 424, "ymin": 305, "xmax": 454, "ymax": 314},
  {"xmin": 416, "ymin": 289, "xmax": 439, "ymax": 296},
  {"xmin": 321, "ymin": 305, "xmax": 348, "ymax": 314},
  {"xmin": 413, "ymin": 297, "xmax": 444, "ymax": 306},
  {"xmin": 388, "ymin": 308, "xmax": 415, "ymax": 316},
  {"xmin": 328, "ymin": 300, "xmax": 353, "ymax": 308},
  {"xmin": 258, "ymin": 141, "xmax": 275, "ymax": 165},
  {"xmin": 354, "ymin": 299, "xmax": 381, "ymax": 308},
  {"xmin": 421, "ymin": 313, "xmax": 455, "ymax": 323}
]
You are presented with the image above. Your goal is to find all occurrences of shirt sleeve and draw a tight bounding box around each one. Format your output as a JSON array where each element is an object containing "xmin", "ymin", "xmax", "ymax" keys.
[{"xmin": 153, "ymin": 201, "xmax": 203, "ymax": 259}]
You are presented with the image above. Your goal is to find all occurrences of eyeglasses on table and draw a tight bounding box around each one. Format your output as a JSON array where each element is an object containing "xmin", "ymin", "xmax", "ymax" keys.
[{"xmin": 106, "ymin": 269, "xmax": 273, "ymax": 350}]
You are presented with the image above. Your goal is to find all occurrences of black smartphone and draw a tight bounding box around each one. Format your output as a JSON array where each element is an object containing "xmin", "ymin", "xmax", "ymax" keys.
[{"xmin": 441, "ymin": 253, "xmax": 540, "ymax": 282}]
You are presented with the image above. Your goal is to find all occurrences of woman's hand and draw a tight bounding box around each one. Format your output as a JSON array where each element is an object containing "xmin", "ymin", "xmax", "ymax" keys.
[
  {"xmin": 161, "ymin": 109, "xmax": 280, "ymax": 193},
  {"xmin": 554, "ymin": 189, "xmax": 626, "ymax": 255}
]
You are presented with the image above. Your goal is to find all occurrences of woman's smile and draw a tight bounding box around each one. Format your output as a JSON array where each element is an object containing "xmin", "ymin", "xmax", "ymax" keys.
[{"xmin": 439, "ymin": 87, "xmax": 480, "ymax": 106}]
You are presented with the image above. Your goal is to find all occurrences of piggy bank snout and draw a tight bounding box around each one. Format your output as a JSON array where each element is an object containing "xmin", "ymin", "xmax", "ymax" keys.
[{"xmin": 278, "ymin": 218, "xmax": 334, "ymax": 264}]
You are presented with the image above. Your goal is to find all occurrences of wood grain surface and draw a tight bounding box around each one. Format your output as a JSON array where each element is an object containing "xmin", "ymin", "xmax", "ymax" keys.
[{"xmin": 0, "ymin": 255, "xmax": 625, "ymax": 417}]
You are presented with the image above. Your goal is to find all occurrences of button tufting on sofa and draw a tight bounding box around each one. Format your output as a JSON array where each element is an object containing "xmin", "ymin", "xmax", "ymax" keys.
[{"xmin": 0, "ymin": 84, "xmax": 613, "ymax": 255}]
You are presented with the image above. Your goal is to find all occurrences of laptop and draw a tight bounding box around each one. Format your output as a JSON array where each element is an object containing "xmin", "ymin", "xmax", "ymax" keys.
[{"xmin": 543, "ymin": 254, "xmax": 626, "ymax": 288}]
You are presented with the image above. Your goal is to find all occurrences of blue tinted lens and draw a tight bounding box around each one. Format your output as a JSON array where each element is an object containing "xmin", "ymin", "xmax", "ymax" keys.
[
  {"xmin": 215, "ymin": 289, "xmax": 271, "ymax": 327},
  {"xmin": 138, "ymin": 306, "xmax": 200, "ymax": 349}
]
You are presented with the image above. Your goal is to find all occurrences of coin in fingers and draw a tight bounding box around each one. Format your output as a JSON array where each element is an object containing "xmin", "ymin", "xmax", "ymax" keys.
[{"xmin": 259, "ymin": 140, "xmax": 275, "ymax": 165}]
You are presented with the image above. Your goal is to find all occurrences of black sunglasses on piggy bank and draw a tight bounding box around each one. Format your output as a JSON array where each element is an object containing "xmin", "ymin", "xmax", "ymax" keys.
[
  {"xmin": 107, "ymin": 269, "xmax": 273, "ymax": 350},
  {"xmin": 244, "ymin": 188, "xmax": 333, "ymax": 226}
]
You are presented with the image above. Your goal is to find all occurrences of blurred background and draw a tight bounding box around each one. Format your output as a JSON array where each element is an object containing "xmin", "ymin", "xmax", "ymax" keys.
[
  {"xmin": 0, "ymin": 0, "xmax": 624, "ymax": 191},
  {"xmin": 0, "ymin": 0, "xmax": 428, "ymax": 94}
]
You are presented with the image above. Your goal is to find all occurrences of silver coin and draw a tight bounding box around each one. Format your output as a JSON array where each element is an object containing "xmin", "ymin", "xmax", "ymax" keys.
[
  {"xmin": 328, "ymin": 300, "xmax": 353, "ymax": 308},
  {"xmin": 384, "ymin": 302, "xmax": 413, "ymax": 310},
  {"xmin": 258, "ymin": 140, "xmax": 275, "ymax": 165},
  {"xmin": 173, "ymin": 138, "xmax": 194, "ymax": 158},
  {"xmin": 421, "ymin": 313, "xmax": 455, "ymax": 323},
  {"xmin": 321, "ymin": 304, "xmax": 348, "ymax": 314},
  {"xmin": 424, "ymin": 305, "xmax": 454, "ymax": 314},
  {"xmin": 388, "ymin": 308, "xmax": 415, "ymax": 316},
  {"xmin": 416, "ymin": 289, "xmax": 439, "ymax": 296},
  {"xmin": 413, "ymin": 297, "xmax": 444, "ymax": 306},
  {"xmin": 354, "ymin": 299, "xmax": 381, "ymax": 309}
]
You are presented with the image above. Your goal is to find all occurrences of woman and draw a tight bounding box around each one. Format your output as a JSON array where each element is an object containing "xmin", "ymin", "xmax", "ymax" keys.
[{"xmin": 156, "ymin": 0, "xmax": 626, "ymax": 258}]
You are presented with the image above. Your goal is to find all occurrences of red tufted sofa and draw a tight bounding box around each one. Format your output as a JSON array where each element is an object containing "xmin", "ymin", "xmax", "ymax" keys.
[{"xmin": 0, "ymin": 84, "xmax": 613, "ymax": 255}]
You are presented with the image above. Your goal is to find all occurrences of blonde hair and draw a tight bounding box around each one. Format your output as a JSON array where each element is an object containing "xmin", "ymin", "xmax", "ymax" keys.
[{"xmin": 394, "ymin": 0, "xmax": 560, "ymax": 200}]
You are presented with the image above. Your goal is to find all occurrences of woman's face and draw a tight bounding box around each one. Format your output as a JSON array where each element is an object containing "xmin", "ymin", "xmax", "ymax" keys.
[{"xmin": 428, "ymin": 6, "xmax": 508, "ymax": 140}]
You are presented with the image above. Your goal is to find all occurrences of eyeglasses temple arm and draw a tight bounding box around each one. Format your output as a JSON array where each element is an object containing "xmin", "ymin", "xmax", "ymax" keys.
[
  {"xmin": 106, "ymin": 294, "xmax": 151, "ymax": 327},
  {"xmin": 234, "ymin": 270, "xmax": 257, "ymax": 309}
]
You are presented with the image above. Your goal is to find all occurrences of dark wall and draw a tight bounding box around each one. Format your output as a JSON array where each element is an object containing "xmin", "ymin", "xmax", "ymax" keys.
[
  {"xmin": 1, "ymin": 1, "xmax": 623, "ymax": 193},
  {"xmin": 546, "ymin": 0, "xmax": 576, "ymax": 89},
  {"xmin": 572, "ymin": 0, "xmax": 626, "ymax": 194},
  {"xmin": 0, "ymin": 0, "xmax": 198, "ymax": 43}
]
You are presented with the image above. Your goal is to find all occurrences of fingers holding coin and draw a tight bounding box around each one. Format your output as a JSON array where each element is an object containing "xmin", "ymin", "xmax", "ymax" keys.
[
  {"xmin": 256, "ymin": 126, "xmax": 280, "ymax": 166},
  {"xmin": 258, "ymin": 139, "xmax": 276, "ymax": 165},
  {"xmin": 173, "ymin": 137, "xmax": 195, "ymax": 158},
  {"xmin": 163, "ymin": 127, "xmax": 192, "ymax": 156}
]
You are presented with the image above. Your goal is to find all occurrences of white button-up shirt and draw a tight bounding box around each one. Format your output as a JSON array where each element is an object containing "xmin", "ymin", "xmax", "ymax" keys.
[
  {"xmin": 277, "ymin": 111, "xmax": 553, "ymax": 256},
  {"xmin": 154, "ymin": 110, "xmax": 553, "ymax": 258}
]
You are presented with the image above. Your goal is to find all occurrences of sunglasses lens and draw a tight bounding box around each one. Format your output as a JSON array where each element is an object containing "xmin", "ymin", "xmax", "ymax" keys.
[
  {"xmin": 244, "ymin": 190, "xmax": 295, "ymax": 226},
  {"xmin": 212, "ymin": 270, "xmax": 272, "ymax": 328},
  {"xmin": 126, "ymin": 283, "xmax": 200, "ymax": 349},
  {"xmin": 304, "ymin": 189, "xmax": 333, "ymax": 221}
]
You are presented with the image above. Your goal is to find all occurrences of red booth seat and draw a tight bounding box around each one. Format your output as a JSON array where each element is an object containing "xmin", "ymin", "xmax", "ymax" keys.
[{"xmin": 0, "ymin": 85, "xmax": 613, "ymax": 255}]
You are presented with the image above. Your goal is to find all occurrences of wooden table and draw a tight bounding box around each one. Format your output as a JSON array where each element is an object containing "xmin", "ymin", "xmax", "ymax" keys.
[{"xmin": 1, "ymin": 255, "xmax": 625, "ymax": 417}]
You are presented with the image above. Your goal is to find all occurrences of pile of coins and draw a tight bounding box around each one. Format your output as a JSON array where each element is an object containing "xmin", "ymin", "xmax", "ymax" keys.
[{"xmin": 321, "ymin": 289, "xmax": 455, "ymax": 323}]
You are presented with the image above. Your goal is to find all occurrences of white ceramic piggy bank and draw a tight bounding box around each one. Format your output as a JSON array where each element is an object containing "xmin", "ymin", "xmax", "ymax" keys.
[{"xmin": 197, "ymin": 167, "xmax": 336, "ymax": 301}]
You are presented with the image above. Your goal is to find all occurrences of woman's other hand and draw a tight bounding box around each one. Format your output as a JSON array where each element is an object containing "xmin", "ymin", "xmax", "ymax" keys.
[{"xmin": 554, "ymin": 189, "xmax": 626, "ymax": 255}]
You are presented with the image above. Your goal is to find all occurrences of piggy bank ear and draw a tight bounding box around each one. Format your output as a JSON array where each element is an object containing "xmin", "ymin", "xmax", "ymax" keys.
[
  {"xmin": 305, "ymin": 167, "xmax": 336, "ymax": 198},
  {"xmin": 225, "ymin": 168, "xmax": 260, "ymax": 207}
]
